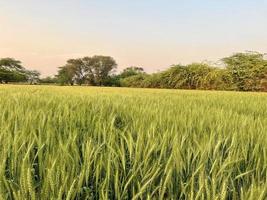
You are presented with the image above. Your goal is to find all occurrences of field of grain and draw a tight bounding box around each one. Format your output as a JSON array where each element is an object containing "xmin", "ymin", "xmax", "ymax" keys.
[{"xmin": 0, "ymin": 85, "xmax": 267, "ymax": 199}]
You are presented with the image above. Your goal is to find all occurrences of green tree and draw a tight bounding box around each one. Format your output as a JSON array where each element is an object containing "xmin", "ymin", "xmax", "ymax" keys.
[
  {"xmin": 0, "ymin": 58, "xmax": 27, "ymax": 83},
  {"xmin": 202, "ymin": 69, "xmax": 234, "ymax": 90},
  {"xmin": 56, "ymin": 64, "xmax": 76, "ymax": 85},
  {"xmin": 66, "ymin": 59, "xmax": 87, "ymax": 85},
  {"xmin": 26, "ymin": 70, "xmax": 41, "ymax": 84},
  {"xmin": 159, "ymin": 65, "xmax": 188, "ymax": 89},
  {"xmin": 0, "ymin": 58, "xmax": 24, "ymax": 71},
  {"xmin": 120, "ymin": 74, "xmax": 148, "ymax": 88},
  {"xmin": 40, "ymin": 76, "xmax": 58, "ymax": 84},
  {"xmin": 120, "ymin": 67, "xmax": 144, "ymax": 78},
  {"xmin": 184, "ymin": 63, "xmax": 213, "ymax": 89},
  {"xmin": 222, "ymin": 52, "xmax": 267, "ymax": 91},
  {"xmin": 88, "ymin": 56, "xmax": 117, "ymax": 86},
  {"xmin": 56, "ymin": 56, "xmax": 117, "ymax": 86}
]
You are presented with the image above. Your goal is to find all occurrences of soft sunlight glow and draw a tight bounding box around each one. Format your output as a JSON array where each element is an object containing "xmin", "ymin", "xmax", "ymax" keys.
[{"xmin": 1, "ymin": 0, "xmax": 266, "ymax": 76}]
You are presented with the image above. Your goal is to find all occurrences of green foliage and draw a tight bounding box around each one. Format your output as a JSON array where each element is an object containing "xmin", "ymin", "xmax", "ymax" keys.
[
  {"xmin": 159, "ymin": 65, "xmax": 188, "ymax": 89},
  {"xmin": 56, "ymin": 56, "xmax": 117, "ymax": 86},
  {"xmin": 0, "ymin": 69, "xmax": 27, "ymax": 83},
  {"xmin": 0, "ymin": 57, "xmax": 24, "ymax": 71},
  {"xmin": 222, "ymin": 52, "xmax": 267, "ymax": 91},
  {"xmin": 89, "ymin": 55, "xmax": 117, "ymax": 86},
  {"xmin": 40, "ymin": 76, "xmax": 58, "ymax": 84},
  {"xmin": 119, "ymin": 67, "xmax": 144, "ymax": 79},
  {"xmin": 2, "ymin": 51, "xmax": 267, "ymax": 91},
  {"xmin": 103, "ymin": 75, "xmax": 121, "ymax": 87},
  {"xmin": 119, "ymin": 63, "xmax": 233, "ymax": 90},
  {"xmin": 118, "ymin": 52, "xmax": 267, "ymax": 92},
  {"xmin": 0, "ymin": 58, "xmax": 40, "ymax": 84},
  {"xmin": 0, "ymin": 58, "xmax": 26, "ymax": 83},
  {"xmin": 141, "ymin": 73, "xmax": 163, "ymax": 88},
  {"xmin": 120, "ymin": 74, "xmax": 149, "ymax": 87},
  {"xmin": 184, "ymin": 63, "xmax": 213, "ymax": 89},
  {"xmin": 26, "ymin": 70, "xmax": 41, "ymax": 84},
  {"xmin": 0, "ymin": 85, "xmax": 267, "ymax": 199},
  {"xmin": 202, "ymin": 68, "xmax": 234, "ymax": 90},
  {"xmin": 56, "ymin": 64, "xmax": 77, "ymax": 85}
]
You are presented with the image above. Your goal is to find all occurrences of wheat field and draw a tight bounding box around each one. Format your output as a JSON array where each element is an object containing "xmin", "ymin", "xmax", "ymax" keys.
[{"xmin": 0, "ymin": 85, "xmax": 267, "ymax": 200}]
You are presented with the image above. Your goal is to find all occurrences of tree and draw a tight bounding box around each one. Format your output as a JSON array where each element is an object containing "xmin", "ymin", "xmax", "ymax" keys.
[
  {"xmin": 222, "ymin": 52, "xmax": 267, "ymax": 91},
  {"xmin": 0, "ymin": 58, "xmax": 24, "ymax": 71},
  {"xmin": 56, "ymin": 55, "xmax": 117, "ymax": 86},
  {"xmin": 201, "ymin": 69, "xmax": 234, "ymax": 90},
  {"xmin": 66, "ymin": 59, "xmax": 87, "ymax": 85},
  {"xmin": 120, "ymin": 74, "xmax": 148, "ymax": 88},
  {"xmin": 56, "ymin": 58, "xmax": 90, "ymax": 85},
  {"xmin": 88, "ymin": 56, "xmax": 117, "ymax": 86},
  {"xmin": 159, "ymin": 65, "xmax": 188, "ymax": 89},
  {"xmin": 56, "ymin": 65, "xmax": 76, "ymax": 85},
  {"xmin": 103, "ymin": 75, "xmax": 121, "ymax": 87},
  {"xmin": 40, "ymin": 76, "xmax": 58, "ymax": 84},
  {"xmin": 119, "ymin": 67, "xmax": 144, "ymax": 79},
  {"xmin": 0, "ymin": 58, "xmax": 27, "ymax": 83},
  {"xmin": 154, "ymin": 63, "xmax": 214, "ymax": 89},
  {"xmin": 26, "ymin": 70, "xmax": 40, "ymax": 84},
  {"xmin": 184, "ymin": 63, "xmax": 213, "ymax": 89}
]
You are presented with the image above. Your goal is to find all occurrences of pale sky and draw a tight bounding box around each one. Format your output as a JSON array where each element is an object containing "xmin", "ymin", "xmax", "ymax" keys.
[{"xmin": 0, "ymin": 0, "xmax": 267, "ymax": 77}]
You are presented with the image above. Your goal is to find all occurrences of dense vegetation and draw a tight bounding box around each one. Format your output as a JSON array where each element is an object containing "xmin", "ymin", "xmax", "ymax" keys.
[
  {"xmin": 0, "ymin": 58, "xmax": 40, "ymax": 84},
  {"xmin": 1, "ymin": 51, "xmax": 267, "ymax": 92},
  {"xmin": 0, "ymin": 86, "xmax": 266, "ymax": 199},
  {"xmin": 119, "ymin": 52, "xmax": 267, "ymax": 91},
  {"xmin": 56, "ymin": 56, "xmax": 117, "ymax": 86},
  {"xmin": 53, "ymin": 51, "xmax": 267, "ymax": 92}
]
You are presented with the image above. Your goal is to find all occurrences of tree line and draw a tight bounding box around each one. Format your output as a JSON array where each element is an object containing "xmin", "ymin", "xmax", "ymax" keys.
[
  {"xmin": 1, "ymin": 52, "xmax": 267, "ymax": 91},
  {"xmin": 120, "ymin": 52, "xmax": 267, "ymax": 91}
]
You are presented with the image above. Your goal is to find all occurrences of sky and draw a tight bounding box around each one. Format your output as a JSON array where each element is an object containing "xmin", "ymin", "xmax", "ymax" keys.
[{"xmin": 0, "ymin": 0, "xmax": 267, "ymax": 77}]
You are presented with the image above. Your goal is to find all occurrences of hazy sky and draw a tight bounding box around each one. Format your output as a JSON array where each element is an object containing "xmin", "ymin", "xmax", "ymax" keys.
[{"xmin": 1, "ymin": 0, "xmax": 267, "ymax": 76}]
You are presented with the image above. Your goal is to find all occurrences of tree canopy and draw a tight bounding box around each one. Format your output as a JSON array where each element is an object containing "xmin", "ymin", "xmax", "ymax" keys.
[
  {"xmin": 0, "ymin": 58, "xmax": 40, "ymax": 84},
  {"xmin": 222, "ymin": 52, "xmax": 267, "ymax": 91},
  {"xmin": 56, "ymin": 56, "xmax": 117, "ymax": 86}
]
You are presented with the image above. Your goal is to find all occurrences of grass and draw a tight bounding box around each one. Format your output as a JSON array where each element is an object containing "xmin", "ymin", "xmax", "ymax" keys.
[{"xmin": 0, "ymin": 85, "xmax": 267, "ymax": 200}]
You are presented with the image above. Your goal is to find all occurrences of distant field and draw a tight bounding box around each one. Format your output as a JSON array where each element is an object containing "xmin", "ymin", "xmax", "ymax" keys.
[{"xmin": 0, "ymin": 85, "xmax": 267, "ymax": 199}]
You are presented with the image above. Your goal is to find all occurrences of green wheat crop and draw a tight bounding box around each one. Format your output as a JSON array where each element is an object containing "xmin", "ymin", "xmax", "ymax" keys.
[{"xmin": 0, "ymin": 85, "xmax": 267, "ymax": 200}]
